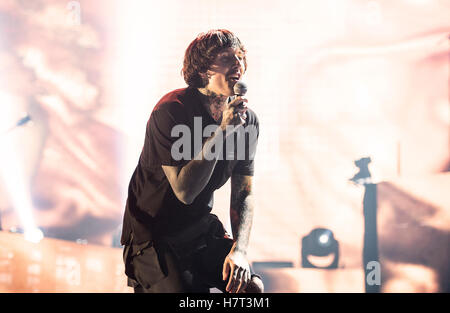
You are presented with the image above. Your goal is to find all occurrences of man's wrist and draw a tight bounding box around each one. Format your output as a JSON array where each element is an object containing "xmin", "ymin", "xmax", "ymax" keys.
[{"xmin": 231, "ymin": 241, "xmax": 248, "ymax": 256}]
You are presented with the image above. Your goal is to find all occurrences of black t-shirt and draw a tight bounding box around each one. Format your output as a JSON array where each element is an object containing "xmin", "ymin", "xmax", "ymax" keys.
[{"xmin": 121, "ymin": 87, "xmax": 259, "ymax": 245}]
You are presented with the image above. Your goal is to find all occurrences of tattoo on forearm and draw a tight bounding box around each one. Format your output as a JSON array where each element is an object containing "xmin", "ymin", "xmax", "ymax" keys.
[{"xmin": 230, "ymin": 175, "xmax": 254, "ymax": 253}]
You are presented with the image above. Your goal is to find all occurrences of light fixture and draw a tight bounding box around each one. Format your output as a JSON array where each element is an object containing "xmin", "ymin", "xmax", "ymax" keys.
[{"xmin": 301, "ymin": 228, "xmax": 339, "ymax": 269}]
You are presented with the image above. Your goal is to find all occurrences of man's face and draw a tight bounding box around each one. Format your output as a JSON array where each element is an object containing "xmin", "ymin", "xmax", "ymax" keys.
[{"xmin": 204, "ymin": 47, "xmax": 245, "ymax": 97}]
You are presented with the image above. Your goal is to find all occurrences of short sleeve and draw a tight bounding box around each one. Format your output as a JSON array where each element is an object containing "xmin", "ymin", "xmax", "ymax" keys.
[{"xmin": 143, "ymin": 104, "xmax": 190, "ymax": 168}]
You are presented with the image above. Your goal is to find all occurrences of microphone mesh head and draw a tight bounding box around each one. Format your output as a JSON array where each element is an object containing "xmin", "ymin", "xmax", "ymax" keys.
[{"xmin": 233, "ymin": 81, "xmax": 248, "ymax": 96}]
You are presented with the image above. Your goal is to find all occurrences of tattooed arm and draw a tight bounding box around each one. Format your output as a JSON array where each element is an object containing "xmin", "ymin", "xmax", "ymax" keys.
[
  {"xmin": 230, "ymin": 174, "xmax": 254, "ymax": 254},
  {"xmin": 161, "ymin": 96, "xmax": 247, "ymax": 205},
  {"xmin": 222, "ymin": 173, "xmax": 254, "ymax": 293}
]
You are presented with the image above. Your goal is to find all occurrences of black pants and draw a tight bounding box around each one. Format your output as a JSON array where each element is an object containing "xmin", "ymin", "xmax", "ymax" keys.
[
  {"xmin": 179, "ymin": 230, "xmax": 235, "ymax": 292},
  {"xmin": 126, "ymin": 214, "xmax": 243, "ymax": 293}
]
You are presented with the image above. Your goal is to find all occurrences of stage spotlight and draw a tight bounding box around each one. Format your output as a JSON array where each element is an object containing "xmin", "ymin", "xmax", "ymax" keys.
[
  {"xmin": 9, "ymin": 226, "xmax": 43, "ymax": 243},
  {"xmin": 0, "ymin": 94, "xmax": 41, "ymax": 244},
  {"xmin": 24, "ymin": 227, "xmax": 44, "ymax": 243},
  {"xmin": 301, "ymin": 228, "xmax": 339, "ymax": 269}
]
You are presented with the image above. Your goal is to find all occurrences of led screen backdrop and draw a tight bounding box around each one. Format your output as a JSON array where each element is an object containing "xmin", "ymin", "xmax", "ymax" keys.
[{"xmin": 0, "ymin": 0, "xmax": 448, "ymax": 292}]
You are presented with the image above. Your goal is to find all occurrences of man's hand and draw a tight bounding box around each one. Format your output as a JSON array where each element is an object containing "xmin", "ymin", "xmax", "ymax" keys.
[
  {"xmin": 220, "ymin": 96, "xmax": 248, "ymax": 131},
  {"xmin": 222, "ymin": 246, "xmax": 251, "ymax": 293}
]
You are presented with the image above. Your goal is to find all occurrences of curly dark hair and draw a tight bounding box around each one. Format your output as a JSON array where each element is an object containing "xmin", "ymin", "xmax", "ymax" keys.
[{"xmin": 182, "ymin": 29, "xmax": 247, "ymax": 88}]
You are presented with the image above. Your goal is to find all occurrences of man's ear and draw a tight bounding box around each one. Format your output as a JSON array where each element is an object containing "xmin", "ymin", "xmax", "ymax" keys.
[
  {"xmin": 199, "ymin": 71, "xmax": 212, "ymax": 86},
  {"xmin": 200, "ymin": 71, "xmax": 212, "ymax": 80}
]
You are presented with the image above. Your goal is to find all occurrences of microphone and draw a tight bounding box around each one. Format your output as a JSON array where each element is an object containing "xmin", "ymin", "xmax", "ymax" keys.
[
  {"xmin": 233, "ymin": 80, "xmax": 247, "ymax": 97},
  {"xmin": 233, "ymin": 81, "xmax": 248, "ymax": 122}
]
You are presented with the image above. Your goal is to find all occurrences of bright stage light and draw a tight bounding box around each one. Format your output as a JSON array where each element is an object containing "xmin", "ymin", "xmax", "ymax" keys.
[
  {"xmin": 319, "ymin": 233, "xmax": 330, "ymax": 245},
  {"xmin": 0, "ymin": 91, "xmax": 42, "ymax": 243},
  {"xmin": 114, "ymin": 2, "xmax": 174, "ymax": 205},
  {"xmin": 24, "ymin": 227, "xmax": 44, "ymax": 243}
]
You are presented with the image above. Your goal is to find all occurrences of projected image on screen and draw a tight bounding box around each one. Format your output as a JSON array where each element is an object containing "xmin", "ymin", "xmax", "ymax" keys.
[{"xmin": 0, "ymin": 0, "xmax": 448, "ymax": 293}]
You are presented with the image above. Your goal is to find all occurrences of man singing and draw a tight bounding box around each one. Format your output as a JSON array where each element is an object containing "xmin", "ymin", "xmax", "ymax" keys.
[{"xmin": 121, "ymin": 29, "xmax": 263, "ymax": 293}]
